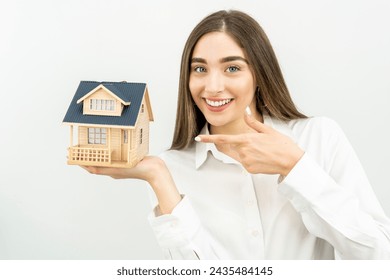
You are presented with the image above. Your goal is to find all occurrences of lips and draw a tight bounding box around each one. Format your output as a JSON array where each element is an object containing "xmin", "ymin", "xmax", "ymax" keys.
[{"xmin": 203, "ymin": 98, "xmax": 233, "ymax": 112}]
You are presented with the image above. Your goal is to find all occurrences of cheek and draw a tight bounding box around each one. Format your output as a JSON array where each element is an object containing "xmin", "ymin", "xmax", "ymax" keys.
[
  {"xmin": 189, "ymin": 78, "xmax": 201, "ymax": 106},
  {"xmin": 233, "ymin": 82, "xmax": 256, "ymax": 103},
  {"xmin": 229, "ymin": 73, "xmax": 256, "ymax": 97},
  {"xmin": 189, "ymin": 75, "xmax": 198, "ymax": 86},
  {"xmin": 244, "ymin": 78, "xmax": 257, "ymax": 103},
  {"xmin": 189, "ymin": 77, "xmax": 203, "ymax": 99}
]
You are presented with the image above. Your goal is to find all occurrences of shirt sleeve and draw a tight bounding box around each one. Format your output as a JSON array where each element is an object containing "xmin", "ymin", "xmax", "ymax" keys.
[
  {"xmin": 278, "ymin": 119, "xmax": 390, "ymax": 259},
  {"xmin": 147, "ymin": 195, "xmax": 230, "ymax": 259}
]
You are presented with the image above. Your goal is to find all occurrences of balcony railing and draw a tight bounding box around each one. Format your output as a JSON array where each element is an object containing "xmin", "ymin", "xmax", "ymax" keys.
[{"xmin": 68, "ymin": 146, "xmax": 110, "ymax": 163}]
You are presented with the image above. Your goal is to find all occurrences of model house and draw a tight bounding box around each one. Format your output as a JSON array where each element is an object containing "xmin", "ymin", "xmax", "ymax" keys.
[{"xmin": 63, "ymin": 81, "xmax": 153, "ymax": 168}]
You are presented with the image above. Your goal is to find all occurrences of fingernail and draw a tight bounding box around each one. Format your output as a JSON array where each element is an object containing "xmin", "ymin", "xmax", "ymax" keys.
[
  {"xmin": 245, "ymin": 106, "xmax": 252, "ymax": 116},
  {"xmin": 194, "ymin": 136, "xmax": 201, "ymax": 142}
]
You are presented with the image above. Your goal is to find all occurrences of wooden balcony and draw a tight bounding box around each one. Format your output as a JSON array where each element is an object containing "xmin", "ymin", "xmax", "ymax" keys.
[{"xmin": 68, "ymin": 145, "xmax": 111, "ymax": 165}]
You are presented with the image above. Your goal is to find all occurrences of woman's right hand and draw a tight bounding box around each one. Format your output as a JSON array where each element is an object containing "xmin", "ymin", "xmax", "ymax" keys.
[
  {"xmin": 81, "ymin": 156, "xmax": 182, "ymax": 214},
  {"xmin": 81, "ymin": 156, "xmax": 166, "ymax": 183}
]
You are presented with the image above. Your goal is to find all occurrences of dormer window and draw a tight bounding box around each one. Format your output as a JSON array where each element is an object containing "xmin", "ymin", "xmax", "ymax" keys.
[
  {"xmin": 78, "ymin": 84, "xmax": 131, "ymax": 117},
  {"xmin": 90, "ymin": 99, "xmax": 115, "ymax": 111}
]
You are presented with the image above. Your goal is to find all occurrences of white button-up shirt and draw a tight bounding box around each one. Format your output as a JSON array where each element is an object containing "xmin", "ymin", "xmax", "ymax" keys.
[{"xmin": 148, "ymin": 115, "xmax": 390, "ymax": 259}]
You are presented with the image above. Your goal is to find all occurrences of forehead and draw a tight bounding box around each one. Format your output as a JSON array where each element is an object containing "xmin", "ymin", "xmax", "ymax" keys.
[{"xmin": 192, "ymin": 31, "xmax": 246, "ymax": 59}]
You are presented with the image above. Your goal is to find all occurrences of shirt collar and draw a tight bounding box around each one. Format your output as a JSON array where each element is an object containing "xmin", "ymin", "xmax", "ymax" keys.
[
  {"xmin": 195, "ymin": 125, "xmax": 239, "ymax": 169},
  {"xmin": 195, "ymin": 114, "xmax": 296, "ymax": 169},
  {"xmin": 264, "ymin": 114, "xmax": 296, "ymax": 140}
]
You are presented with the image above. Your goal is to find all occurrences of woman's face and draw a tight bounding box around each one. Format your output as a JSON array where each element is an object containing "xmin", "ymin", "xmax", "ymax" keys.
[{"xmin": 189, "ymin": 31, "xmax": 257, "ymax": 132}]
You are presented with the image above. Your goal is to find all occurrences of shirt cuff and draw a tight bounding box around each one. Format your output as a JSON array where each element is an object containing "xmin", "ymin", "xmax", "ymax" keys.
[
  {"xmin": 278, "ymin": 152, "xmax": 332, "ymax": 212},
  {"xmin": 148, "ymin": 195, "xmax": 201, "ymax": 249}
]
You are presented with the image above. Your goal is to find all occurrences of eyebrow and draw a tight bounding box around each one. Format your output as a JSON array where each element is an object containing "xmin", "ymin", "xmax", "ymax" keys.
[{"xmin": 191, "ymin": 56, "xmax": 249, "ymax": 64}]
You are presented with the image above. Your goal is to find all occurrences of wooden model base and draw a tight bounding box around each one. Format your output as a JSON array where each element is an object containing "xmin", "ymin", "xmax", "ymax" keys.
[{"xmin": 67, "ymin": 160, "xmax": 139, "ymax": 168}]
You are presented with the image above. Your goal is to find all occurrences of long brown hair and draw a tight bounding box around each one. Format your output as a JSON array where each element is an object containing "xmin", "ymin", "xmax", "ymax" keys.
[{"xmin": 171, "ymin": 10, "xmax": 307, "ymax": 150}]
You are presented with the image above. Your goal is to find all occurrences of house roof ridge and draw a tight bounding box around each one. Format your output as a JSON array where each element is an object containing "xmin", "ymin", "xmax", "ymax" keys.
[
  {"xmin": 80, "ymin": 80, "xmax": 100, "ymax": 84},
  {"xmin": 103, "ymin": 81, "xmax": 147, "ymax": 86},
  {"xmin": 79, "ymin": 80, "xmax": 147, "ymax": 86}
]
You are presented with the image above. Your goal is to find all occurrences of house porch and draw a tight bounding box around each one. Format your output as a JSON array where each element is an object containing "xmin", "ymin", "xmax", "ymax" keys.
[{"xmin": 67, "ymin": 144, "xmax": 139, "ymax": 168}]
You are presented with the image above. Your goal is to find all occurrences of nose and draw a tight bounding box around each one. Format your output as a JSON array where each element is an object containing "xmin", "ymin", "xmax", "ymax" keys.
[{"xmin": 204, "ymin": 71, "xmax": 224, "ymax": 95}]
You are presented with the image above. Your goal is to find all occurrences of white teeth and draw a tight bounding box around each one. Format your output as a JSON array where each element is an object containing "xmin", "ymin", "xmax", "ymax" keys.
[{"xmin": 205, "ymin": 98, "xmax": 233, "ymax": 107}]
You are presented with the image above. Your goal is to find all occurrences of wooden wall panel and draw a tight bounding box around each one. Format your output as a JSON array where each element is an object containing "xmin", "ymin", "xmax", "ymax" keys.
[
  {"xmin": 134, "ymin": 97, "xmax": 150, "ymax": 161},
  {"xmin": 110, "ymin": 128, "xmax": 121, "ymax": 161},
  {"xmin": 79, "ymin": 126, "xmax": 88, "ymax": 145}
]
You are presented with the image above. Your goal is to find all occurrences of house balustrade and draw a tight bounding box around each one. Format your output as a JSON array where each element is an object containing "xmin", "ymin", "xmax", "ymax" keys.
[{"xmin": 68, "ymin": 146, "xmax": 111, "ymax": 163}]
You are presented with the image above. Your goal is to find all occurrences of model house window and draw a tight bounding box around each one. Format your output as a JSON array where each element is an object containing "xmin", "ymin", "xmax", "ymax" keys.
[
  {"xmin": 140, "ymin": 128, "xmax": 143, "ymax": 144},
  {"xmin": 90, "ymin": 99, "xmax": 115, "ymax": 111},
  {"xmin": 88, "ymin": 128, "xmax": 107, "ymax": 144},
  {"xmin": 141, "ymin": 104, "xmax": 144, "ymax": 113}
]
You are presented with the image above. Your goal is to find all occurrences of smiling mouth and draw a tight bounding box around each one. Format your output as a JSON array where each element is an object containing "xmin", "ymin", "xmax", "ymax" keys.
[{"xmin": 205, "ymin": 98, "xmax": 233, "ymax": 107}]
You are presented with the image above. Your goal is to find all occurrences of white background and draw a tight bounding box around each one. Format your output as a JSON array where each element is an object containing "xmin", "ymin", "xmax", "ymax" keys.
[{"xmin": 0, "ymin": 0, "xmax": 389, "ymax": 259}]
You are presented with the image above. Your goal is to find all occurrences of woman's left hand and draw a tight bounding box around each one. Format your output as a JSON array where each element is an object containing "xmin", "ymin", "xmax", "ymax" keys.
[{"xmin": 196, "ymin": 114, "xmax": 304, "ymax": 176}]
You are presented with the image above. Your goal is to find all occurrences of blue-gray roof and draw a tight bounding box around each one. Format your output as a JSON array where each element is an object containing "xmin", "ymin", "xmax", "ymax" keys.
[{"xmin": 63, "ymin": 81, "xmax": 147, "ymax": 127}]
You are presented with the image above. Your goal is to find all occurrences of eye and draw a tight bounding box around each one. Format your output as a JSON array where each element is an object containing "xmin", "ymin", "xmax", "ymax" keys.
[
  {"xmin": 226, "ymin": 66, "xmax": 240, "ymax": 73},
  {"xmin": 193, "ymin": 66, "xmax": 206, "ymax": 73}
]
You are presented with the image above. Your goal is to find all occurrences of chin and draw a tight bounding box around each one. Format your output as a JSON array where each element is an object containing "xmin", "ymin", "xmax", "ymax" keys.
[{"xmin": 205, "ymin": 116, "xmax": 231, "ymax": 128}]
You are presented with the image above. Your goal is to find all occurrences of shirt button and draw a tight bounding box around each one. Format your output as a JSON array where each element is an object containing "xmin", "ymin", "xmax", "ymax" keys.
[{"xmin": 252, "ymin": 230, "xmax": 260, "ymax": 237}]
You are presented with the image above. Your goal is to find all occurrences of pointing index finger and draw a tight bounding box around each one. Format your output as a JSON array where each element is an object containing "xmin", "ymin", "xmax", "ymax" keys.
[{"xmin": 195, "ymin": 134, "xmax": 246, "ymax": 145}]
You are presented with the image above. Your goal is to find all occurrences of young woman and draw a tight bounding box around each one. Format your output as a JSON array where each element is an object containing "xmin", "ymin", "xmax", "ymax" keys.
[{"xmin": 84, "ymin": 10, "xmax": 390, "ymax": 259}]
